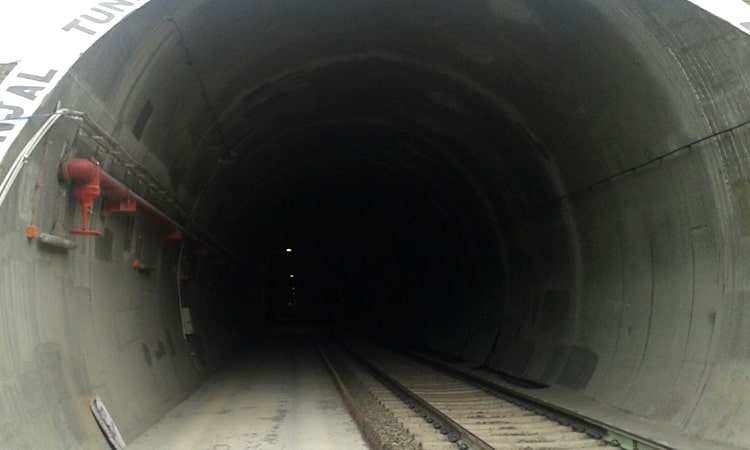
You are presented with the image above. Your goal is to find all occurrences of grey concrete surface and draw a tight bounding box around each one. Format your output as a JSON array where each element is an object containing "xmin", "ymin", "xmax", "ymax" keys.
[
  {"xmin": 1, "ymin": 0, "xmax": 750, "ymax": 449},
  {"xmin": 128, "ymin": 339, "xmax": 367, "ymax": 450}
]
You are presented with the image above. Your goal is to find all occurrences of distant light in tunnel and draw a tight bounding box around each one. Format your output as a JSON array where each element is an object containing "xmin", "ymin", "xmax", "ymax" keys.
[
  {"xmin": 290, "ymin": 274, "xmax": 295, "ymax": 278},
  {"xmin": 285, "ymin": 248, "xmax": 293, "ymax": 253}
]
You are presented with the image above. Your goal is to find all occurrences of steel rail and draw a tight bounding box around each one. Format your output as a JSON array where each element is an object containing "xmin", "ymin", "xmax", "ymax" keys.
[
  {"xmin": 341, "ymin": 343, "xmax": 496, "ymax": 450},
  {"xmin": 314, "ymin": 340, "xmax": 393, "ymax": 450},
  {"xmin": 391, "ymin": 343, "xmax": 671, "ymax": 450}
]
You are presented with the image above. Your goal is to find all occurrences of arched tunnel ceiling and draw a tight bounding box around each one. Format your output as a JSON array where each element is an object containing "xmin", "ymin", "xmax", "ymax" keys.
[
  {"xmin": 146, "ymin": 0, "xmax": 688, "ymax": 202},
  {"xmin": 105, "ymin": 0, "xmax": 695, "ymax": 261}
]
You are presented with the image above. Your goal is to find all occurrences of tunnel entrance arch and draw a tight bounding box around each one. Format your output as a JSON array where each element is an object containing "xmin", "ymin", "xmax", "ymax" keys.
[{"xmin": 0, "ymin": 1, "xmax": 750, "ymax": 449}]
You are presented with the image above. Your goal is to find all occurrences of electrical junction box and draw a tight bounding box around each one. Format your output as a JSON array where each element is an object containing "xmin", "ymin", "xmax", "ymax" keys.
[{"xmin": 181, "ymin": 307, "xmax": 194, "ymax": 335}]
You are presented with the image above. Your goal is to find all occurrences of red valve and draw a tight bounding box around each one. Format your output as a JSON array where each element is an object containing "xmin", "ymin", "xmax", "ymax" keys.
[{"xmin": 64, "ymin": 159, "xmax": 103, "ymax": 236}]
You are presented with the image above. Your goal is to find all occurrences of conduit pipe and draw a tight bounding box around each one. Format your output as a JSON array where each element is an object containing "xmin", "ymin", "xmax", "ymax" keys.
[{"xmin": 60, "ymin": 158, "xmax": 182, "ymax": 242}]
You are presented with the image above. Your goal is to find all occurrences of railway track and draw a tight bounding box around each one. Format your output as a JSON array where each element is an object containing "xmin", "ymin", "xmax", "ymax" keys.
[{"xmin": 318, "ymin": 341, "xmax": 620, "ymax": 450}]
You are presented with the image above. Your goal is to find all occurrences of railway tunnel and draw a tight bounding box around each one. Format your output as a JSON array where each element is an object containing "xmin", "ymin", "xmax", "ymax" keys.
[{"xmin": 1, "ymin": 0, "xmax": 750, "ymax": 448}]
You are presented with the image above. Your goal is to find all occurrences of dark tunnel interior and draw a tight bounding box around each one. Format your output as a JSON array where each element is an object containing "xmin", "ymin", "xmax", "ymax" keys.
[
  {"xmin": 188, "ymin": 52, "xmax": 574, "ymax": 345},
  {"xmin": 219, "ymin": 59, "xmax": 534, "ymax": 339},
  {"xmin": 2, "ymin": 0, "xmax": 750, "ymax": 447}
]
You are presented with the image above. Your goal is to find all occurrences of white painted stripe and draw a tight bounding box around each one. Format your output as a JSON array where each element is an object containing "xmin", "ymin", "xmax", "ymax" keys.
[
  {"xmin": 686, "ymin": 0, "xmax": 750, "ymax": 36},
  {"xmin": 0, "ymin": 0, "xmax": 154, "ymax": 174}
]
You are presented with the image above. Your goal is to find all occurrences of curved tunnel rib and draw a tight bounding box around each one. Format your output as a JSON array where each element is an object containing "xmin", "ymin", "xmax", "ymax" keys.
[{"xmin": 1, "ymin": 0, "xmax": 750, "ymax": 448}]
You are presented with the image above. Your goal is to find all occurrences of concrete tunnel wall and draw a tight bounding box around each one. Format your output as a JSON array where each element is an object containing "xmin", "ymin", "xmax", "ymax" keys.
[{"xmin": 1, "ymin": 0, "xmax": 750, "ymax": 448}]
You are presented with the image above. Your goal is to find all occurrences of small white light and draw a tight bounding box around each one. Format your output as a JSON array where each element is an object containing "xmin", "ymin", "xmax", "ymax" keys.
[
  {"xmin": 289, "ymin": 274, "xmax": 295, "ymax": 278},
  {"xmin": 285, "ymin": 248, "xmax": 293, "ymax": 253}
]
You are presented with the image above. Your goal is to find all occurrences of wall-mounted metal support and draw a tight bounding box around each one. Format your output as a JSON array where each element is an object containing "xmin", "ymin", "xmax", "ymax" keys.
[
  {"xmin": 37, "ymin": 233, "xmax": 77, "ymax": 249},
  {"xmin": 103, "ymin": 197, "xmax": 136, "ymax": 216},
  {"xmin": 133, "ymin": 261, "xmax": 156, "ymax": 273},
  {"xmin": 132, "ymin": 234, "xmax": 156, "ymax": 273},
  {"xmin": 159, "ymin": 229, "xmax": 182, "ymax": 245}
]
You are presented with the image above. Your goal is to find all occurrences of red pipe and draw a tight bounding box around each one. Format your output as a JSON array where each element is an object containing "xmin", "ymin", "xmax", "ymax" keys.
[{"xmin": 61, "ymin": 158, "xmax": 182, "ymax": 239}]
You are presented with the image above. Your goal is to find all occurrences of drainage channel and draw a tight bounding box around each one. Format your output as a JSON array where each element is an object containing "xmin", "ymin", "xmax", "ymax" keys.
[{"xmin": 318, "ymin": 340, "xmax": 620, "ymax": 450}]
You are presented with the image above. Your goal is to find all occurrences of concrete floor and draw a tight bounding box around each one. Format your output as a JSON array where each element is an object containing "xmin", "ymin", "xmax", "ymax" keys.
[{"xmin": 128, "ymin": 339, "xmax": 368, "ymax": 450}]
